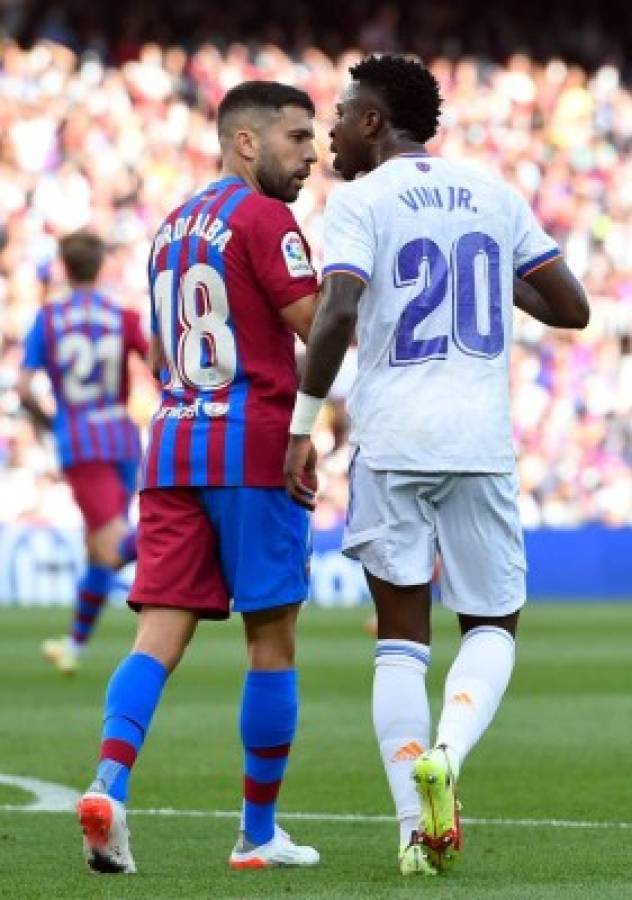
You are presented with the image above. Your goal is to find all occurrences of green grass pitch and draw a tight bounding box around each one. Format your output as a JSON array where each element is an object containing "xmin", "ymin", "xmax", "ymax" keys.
[{"xmin": 1, "ymin": 602, "xmax": 631, "ymax": 899}]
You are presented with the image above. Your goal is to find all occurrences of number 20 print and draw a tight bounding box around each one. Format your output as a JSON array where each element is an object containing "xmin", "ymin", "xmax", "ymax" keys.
[{"xmin": 392, "ymin": 231, "xmax": 504, "ymax": 365}]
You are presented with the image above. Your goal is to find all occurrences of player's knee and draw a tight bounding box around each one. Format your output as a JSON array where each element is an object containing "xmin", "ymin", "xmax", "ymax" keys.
[
  {"xmin": 247, "ymin": 640, "xmax": 295, "ymax": 670},
  {"xmin": 87, "ymin": 518, "xmax": 128, "ymax": 569},
  {"xmin": 373, "ymin": 600, "xmax": 430, "ymax": 643},
  {"xmin": 458, "ymin": 611, "xmax": 520, "ymax": 638},
  {"xmin": 133, "ymin": 608, "xmax": 198, "ymax": 673},
  {"xmin": 243, "ymin": 604, "xmax": 299, "ymax": 670}
]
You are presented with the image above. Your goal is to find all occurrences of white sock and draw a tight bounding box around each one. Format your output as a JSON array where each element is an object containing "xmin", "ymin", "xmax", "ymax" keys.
[
  {"xmin": 372, "ymin": 640, "xmax": 431, "ymax": 845},
  {"xmin": 435, "ymin": 626, "xmax": 516, "ymax": 777}
]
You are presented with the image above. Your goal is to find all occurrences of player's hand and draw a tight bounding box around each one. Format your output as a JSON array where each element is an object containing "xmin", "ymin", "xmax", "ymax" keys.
[{"xmin": 284, "ymin": 435, "xmax": 318, "ymax": 510}]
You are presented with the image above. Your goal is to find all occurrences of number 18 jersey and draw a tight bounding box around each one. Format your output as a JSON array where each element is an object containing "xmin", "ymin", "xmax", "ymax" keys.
[
  {"xmin": 322, "ymin": 155, "xmax": 561, "ymax": 473},
  {"xmin": 143, "ymin": 176, "xmax": 317, "ymax": 489}
]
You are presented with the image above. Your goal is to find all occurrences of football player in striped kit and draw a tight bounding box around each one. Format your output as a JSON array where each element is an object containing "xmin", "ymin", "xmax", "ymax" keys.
[
  {"xmin": 19, "ymin": 230, "xmax": 148, "ymax": 674},
  {"xmin": 76, "ymin": 82, "xmax": 320, "ymax": 875}
]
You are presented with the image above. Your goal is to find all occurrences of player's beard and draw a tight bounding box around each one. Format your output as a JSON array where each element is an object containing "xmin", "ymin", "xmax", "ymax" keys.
[{"xmin": 255, "ymin": 155, "xmax": 300, "ymax": 203}]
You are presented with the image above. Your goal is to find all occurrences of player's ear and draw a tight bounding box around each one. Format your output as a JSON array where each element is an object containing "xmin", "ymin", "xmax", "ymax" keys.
[
  {"xmin": 362, "ymin": 107, "xmax": 384, "ymax": 139},
  {"xmin": 234, "ymin": 127, "xmax": 259, "ymax": 162}
]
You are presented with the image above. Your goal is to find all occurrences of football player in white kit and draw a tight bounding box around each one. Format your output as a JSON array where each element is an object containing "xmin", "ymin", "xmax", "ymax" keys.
[{"xmin": 285, "ymin": 55, "xmax": 589, "ymax": 876}]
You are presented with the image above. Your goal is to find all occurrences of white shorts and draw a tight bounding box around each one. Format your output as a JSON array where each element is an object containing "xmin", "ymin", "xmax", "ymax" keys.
[{"xmin": 343, "ymin": 454, "xmax": 526, "ymax": 617}]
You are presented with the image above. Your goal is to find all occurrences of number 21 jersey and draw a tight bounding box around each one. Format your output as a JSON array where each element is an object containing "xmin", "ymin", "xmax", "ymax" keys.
[
  {"xmin": 143, "ymin": 176, "xmax": 318, "ymax": 489},
  {"xmin": 322, "ymin": 155, "xmax": 561, "ymax": 473},
  {"xmin": 22, "ymin": 291, "xmax": 147, "ymax": 467}
]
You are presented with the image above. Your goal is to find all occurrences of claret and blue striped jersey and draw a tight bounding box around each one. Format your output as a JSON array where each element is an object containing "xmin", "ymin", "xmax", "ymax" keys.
[
  {"xmin": 142, "ymin": 176, "xmax": 318, "ymax": 489},
  {"xmin": 23, "ymin": 290, "xmax": 148, "ymax": 468}
]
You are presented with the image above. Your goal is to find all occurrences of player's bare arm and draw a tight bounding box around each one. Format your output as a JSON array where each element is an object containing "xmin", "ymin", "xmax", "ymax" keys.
[
  {"xmin": 285, "ymin": 272, "xmax": 364, "ymax": 509},
  {"xmin": 300, "ymin": 272, "xmax": 363, "ymax": 396},
  {"xmin": 16, "ymin": 369, "xmax": 53, "ymax": 431},
  {"xmin": 279, "ymin": 292, "xmax": 319, "ymax": 344},
  {"xmin": 514, "ymin": 259, "xmax": 589, "ymax": 328},
  {"xmin": 148, "ymin": 334, "xmax": 165, "ymax": 381}
]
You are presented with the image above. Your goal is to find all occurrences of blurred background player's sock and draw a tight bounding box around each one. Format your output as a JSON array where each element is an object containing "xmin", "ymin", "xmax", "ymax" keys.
[
  {"xmin": 240, "ymin": 669, "xmax": 298, "ymax": 846},
  {"xmin": 90, "ymin": 653, "xmax": 167, "ymax": 802},
  {"xmin": 69, "ymin": 564, "xmax": 113, "ymax": 653},
  {"xmin": 117, "ymin": 529, "xmax": 138, "ymax": 565},
  {"xmin": 373, "ymin": 640, "xmax": 431, "ymax": 845},
  {"xmin": 435, "ymin": 626, "xmax": 515, "ymax": 776}
]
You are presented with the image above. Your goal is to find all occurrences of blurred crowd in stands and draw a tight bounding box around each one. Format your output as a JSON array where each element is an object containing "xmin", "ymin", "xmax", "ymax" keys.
[{"xmin": 0, "ymin": 9, "xmax": 631, "ymax": 529}]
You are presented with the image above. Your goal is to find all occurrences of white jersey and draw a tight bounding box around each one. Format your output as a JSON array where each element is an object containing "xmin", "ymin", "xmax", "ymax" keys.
[{"xmin": 322, "ymin": 154, "xmax": 560, "ymax": 473}]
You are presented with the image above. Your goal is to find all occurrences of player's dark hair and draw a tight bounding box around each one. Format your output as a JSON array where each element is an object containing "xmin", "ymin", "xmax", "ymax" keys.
[
  {"xmin": 218, "ymin": 81, "xmax": 315, "ymax": 134},
  {"xmin": 60, "ymin": 230, "xmax": 105, "ymax": 283},
  {"xmin": 349, "ymin": 55, "xmax": 442, "ymax": 143}
]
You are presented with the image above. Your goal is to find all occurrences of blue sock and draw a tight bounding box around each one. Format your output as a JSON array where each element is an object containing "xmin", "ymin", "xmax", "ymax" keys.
[
  {"xmin": 240, "ymin": 669, "xmax": 298, "ymax": 846},
  {"xmin": 71, "ymin": 564, "xmax": 113, "ymax": 647},
  {"xmin": 93, "ymin": 653, "xmax": 168, "ymax": 802}
]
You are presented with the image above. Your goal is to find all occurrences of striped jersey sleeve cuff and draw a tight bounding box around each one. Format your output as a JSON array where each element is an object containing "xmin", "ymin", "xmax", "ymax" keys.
[
  {"xmin": 322, "ymin": 263, "xmax": 370, "ymax": 284},
  {"xmin": 516, "ymin": 247, "xmax": 561, "ymax": 278}
]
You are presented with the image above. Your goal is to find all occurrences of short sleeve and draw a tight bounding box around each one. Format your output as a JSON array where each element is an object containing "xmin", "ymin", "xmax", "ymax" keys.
[
  {"xmin": 248, "ymin": 201, "xmax": 318, "ymax": 310},
  {"xmin": 23, "ymin": 310, "xmax": 46, "ymax": 370},
  {"xmin": 124, "ymin": 309, "xmax": 149, "ymax": 357},
  {"xmin": 512, "ymin": 192, "xmax": 561, "ymax": 278},
  {"xmin": 322, "ymin": 185, "xmax": 375, "ymax": 284}
]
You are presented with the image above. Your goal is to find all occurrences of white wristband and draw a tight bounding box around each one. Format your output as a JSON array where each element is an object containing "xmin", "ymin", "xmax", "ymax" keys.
[{"xmin": 290, "ymin": 391, "xmax": 324, "ymax": 436}]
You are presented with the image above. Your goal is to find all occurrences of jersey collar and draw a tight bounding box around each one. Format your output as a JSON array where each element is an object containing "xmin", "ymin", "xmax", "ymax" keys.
[{"xmin": 208, "ymin": 176, "xmax": 248, "ymax": 192}]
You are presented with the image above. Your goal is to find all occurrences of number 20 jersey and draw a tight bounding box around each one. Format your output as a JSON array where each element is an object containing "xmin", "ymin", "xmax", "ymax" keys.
[
  {"xmin": 322, "ymin": 154, "xmax": 561, "ymax": 473},
  {"xmin": 143, "ymin": 176, "xmax": 318, "ymax": 489},
  {"xmin": 22, "ymin": 290, "xmax": 147, "ymax": 468}
]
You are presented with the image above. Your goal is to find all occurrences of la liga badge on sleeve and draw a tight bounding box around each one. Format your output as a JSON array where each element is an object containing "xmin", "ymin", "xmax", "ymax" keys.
[{"xmin": 281, "ymin": 231, "xmax": 314, "ymax": 278}]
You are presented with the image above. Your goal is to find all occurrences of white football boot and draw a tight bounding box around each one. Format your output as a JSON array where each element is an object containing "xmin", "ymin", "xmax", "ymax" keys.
[
  {"xmin": 399, "ymin": 829, "xmax": 437, "ymax": 876},
  {"xmin": 229, "ymin": 825, "xmax": 319, "ymax": 869},
  {"xmin": 41, "ymin": 637, "xmax": 79, "ymax": 675},
  {"xmin": 76, "ymin": 791, "xmax": 136, "ymax": 874}
]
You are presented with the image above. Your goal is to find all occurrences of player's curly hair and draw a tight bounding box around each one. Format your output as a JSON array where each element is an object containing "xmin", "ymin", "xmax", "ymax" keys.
[{"xmin": 349, "ymin": 55, "xmax": 442, "ymax": 143}]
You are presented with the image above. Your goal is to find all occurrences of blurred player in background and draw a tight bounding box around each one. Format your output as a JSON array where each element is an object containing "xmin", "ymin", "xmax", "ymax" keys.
[
  {"xmin": 286, "ymin": 55, "xmax": 589, "ymax": 876},
  {"xmin": 76, "ymin": 81, "xmax": 320, "ymax": 875},
  {"xmin": 18, "ymin": 230, "xmax": 148, "ymax": 674}
]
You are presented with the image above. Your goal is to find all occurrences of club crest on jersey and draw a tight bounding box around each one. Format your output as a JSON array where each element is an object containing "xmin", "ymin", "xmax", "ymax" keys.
[{"xmin": 281, "ymin": 232, "xmax": 313, "ymax": 278}]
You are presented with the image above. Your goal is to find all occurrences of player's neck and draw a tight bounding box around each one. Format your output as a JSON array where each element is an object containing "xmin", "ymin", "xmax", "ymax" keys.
[
  {"xmin": 218, "ymin": 163, "xmax": 258, "ymax": 194},
  {"xmin": 375, "ymin": 136, "xmax": 428, "ymax": 167},
  {"xmin": 68, "ymin": 281, "xmax": 97, "ymax": 292}
]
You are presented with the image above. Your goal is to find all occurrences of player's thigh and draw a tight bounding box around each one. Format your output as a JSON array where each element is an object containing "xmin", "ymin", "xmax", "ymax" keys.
[
  {"xmin": 129, "ymin": 488, "xmax": 230, "ymax": 620},
  {"xmin": 64, "ymin": 461, "xmax": 130, "ymax": 533},
  {"xmin": 201, "ymin": 487, "xmax": 310, "ymax": 613},
  {"xmin": 436, "ymin": 472, "xmax": 526, "ymax": 617},
  {"xmin": 342, "ymin": 454, "xmax": 437, "ymax": 587},
  {"xmin": 115, "ymin": 458, "xmax": 140, "ymax": 505}
]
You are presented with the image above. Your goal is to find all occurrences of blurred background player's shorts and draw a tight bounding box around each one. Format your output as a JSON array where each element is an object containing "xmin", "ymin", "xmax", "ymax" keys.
[{"xmin": 65, "ymin": 460, "xmax": 138, "ymax": 532}]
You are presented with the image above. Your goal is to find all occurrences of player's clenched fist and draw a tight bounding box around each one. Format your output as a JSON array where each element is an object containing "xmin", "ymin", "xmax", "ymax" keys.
[{"xmin": 284, "ymin": 436, "xmax": 318, "ymax": 510}]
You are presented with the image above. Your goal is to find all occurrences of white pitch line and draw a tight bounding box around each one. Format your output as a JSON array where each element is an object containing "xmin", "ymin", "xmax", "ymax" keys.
[{"xmin": 1, "ymin": 804, "xmax": 631, "ymax": 830}]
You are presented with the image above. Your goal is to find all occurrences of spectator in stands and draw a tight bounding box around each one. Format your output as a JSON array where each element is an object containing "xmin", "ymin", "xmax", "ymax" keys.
[{"xmin": 0, "ymin": 33, "xmax": 630, "ymax": 527}]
